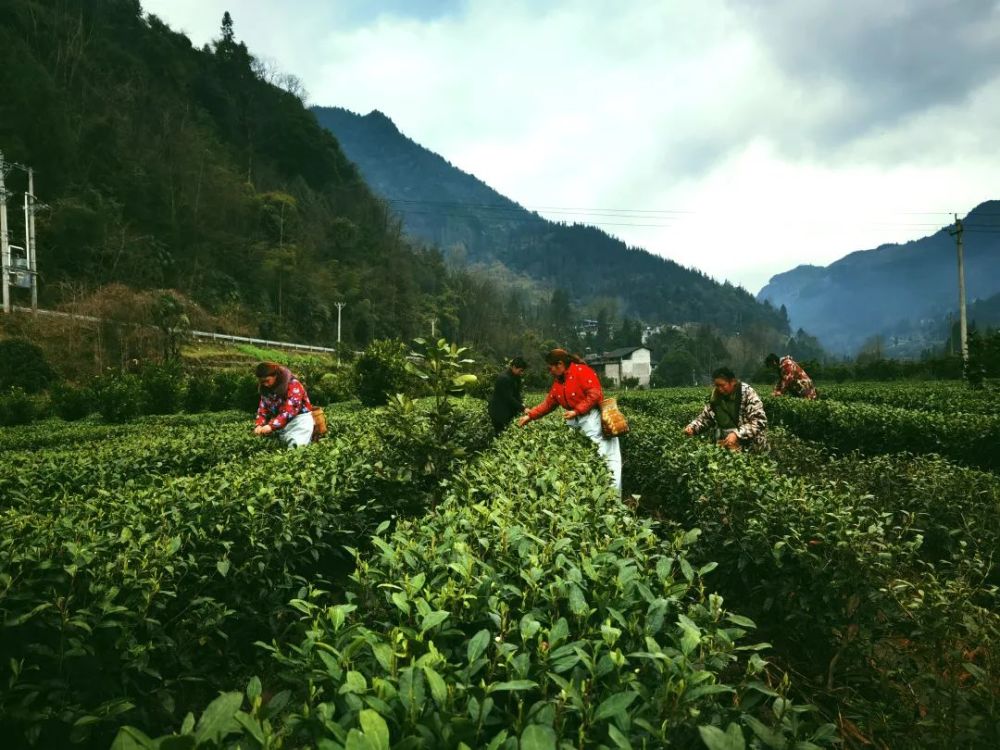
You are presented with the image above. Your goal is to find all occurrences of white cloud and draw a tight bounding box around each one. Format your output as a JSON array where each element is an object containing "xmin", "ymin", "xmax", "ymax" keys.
[{"xmin": 142, "ymin": 0, "xmax": 1000, "ymax": 293}]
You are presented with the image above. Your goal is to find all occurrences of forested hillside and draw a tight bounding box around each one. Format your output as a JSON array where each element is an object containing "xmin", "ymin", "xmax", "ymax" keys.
[
  {"xmin": 0, "ymin": 0, "xmax": 536, "ymax": 354},
  {"xmin": 1, "ymin": 0, "xmax": 795, "ymax": 370},
  {"xmin": 314, "ymin": 106, "xmax": 791, "ymax": 334},
  {"xmin": 758, "ymin": 201, "xmax": 1000, "ymax": 355}
]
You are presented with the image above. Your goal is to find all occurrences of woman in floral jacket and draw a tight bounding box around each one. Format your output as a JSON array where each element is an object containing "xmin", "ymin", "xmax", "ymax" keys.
[
  {"xmin": 519, "ymin": 348, "xmax": 622, "ymax": 492},
  {"xmin": 253, "ymin": 362, "xmax": 315, "ymax": 448},
  {"xmin": 684, "ymin": 366, "xmax": 768, "ymax": 452}
]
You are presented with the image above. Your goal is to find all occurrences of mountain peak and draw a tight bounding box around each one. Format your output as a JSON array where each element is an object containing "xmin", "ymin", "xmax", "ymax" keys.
[
  {"xmin": 362, "ymin": 109, "xmax": 400, "ymax": 134},
  {"xmin": 312, "ymin": 105, "xmax": 789, "ymax": 334},
  {"xmin": 758, "ymin": 200, "xmax": 1000, "ymax": 354}
]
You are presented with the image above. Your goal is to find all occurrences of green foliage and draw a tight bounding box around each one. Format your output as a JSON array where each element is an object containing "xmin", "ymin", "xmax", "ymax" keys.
[
  {"xmin": 0, "ymin": 387, "xmax": 41, "ymax": 426},
  {"xmin": 0, "ymin": 338, "xmax": 57, "ymax": 393},
  {"xmin": 129, "ymin": 420, "xmax": 825, "ymax": 749},
  {"xmin": 209, "ymin": 371, "xmax": 259, "ymax": 412},
  {"xmin": 50, "ymin": 382, "xmax": 93, "ymax": 421},
  {"xmin": 309, "ymin": 370, "xmax": 355, "ymax": 405},
  {"xmin": 383, "ymin": 338, "xmax": 480, "ymax": 482},
  {"xmin": 652, "ymin": 348, "xmax": 698, "ymax": 387},
  {"xmin": 92, "ymin": 371, "xmax": 143, "ymax": 423},
  {"xmin": 140, "ymin": 362, "xmax": 185, "ymax": 415},
  {"xmin": 234, "ymin": 344, "xmax": 334, "ymax": 371},
  {"xmin": 763, "ymin": 394, "xmax": 1000, "ymax": 471},
  {"xmin": 819, "ymin": 380, "xmax": 1000, "ymax": 414},
  {"xmin": 151, "ymin": 293, "xmax": 190, "ymax": 361},
  {"xmin": 182, "ymin": 376, "xmax": 213, "ymax": 413},
  {"xmin": 0, "ymin": 403, "xmax": 491, "ymax": 747},
  {"xmin": 619, "ymin": 388, "xmax": 1000, "ymax": 748},
  {"xmin": 355, "ymin": 339, "xmax": 413, "ymax": 407},
  {"xmin": 467, "ymin": 360, "xmax": 502, "ymax": 400}
]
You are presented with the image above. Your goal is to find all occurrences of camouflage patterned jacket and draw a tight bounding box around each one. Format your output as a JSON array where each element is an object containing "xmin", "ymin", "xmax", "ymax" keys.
[
  {"xmin": 775, "ymin": 356, "xmax": 817, "ymax": 399},
  {"xmin": 687, "ymin": 382, "xmax": 768, "ymax": 452}
]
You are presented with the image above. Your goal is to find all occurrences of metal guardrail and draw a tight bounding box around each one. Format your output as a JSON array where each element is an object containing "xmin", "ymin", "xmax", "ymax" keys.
[{"xmin": 6, "ymin": 305, "xmax": 339, "ymax": 354}]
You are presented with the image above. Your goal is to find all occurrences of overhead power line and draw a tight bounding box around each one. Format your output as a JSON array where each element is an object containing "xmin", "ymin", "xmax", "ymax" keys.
[{"xmin": 385, "ymin": 201, "xmax": 1000, "ymax": 233}]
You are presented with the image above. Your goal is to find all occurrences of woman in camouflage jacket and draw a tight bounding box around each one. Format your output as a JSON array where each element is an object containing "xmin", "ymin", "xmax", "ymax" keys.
[{"xmin": 684, "ymin": 366, "xmax": 768, "ymax": 452}]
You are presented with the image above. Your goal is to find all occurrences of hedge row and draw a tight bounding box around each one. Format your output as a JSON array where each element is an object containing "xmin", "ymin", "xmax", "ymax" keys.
[
  {"xmin": 119, "ymin": 422, "xmax": 835, "ymax": 750},
  {"xmin": 624, "ymin": 412, "xmax": 1000, "ymax": 748},
  {"xmin": 0, "ymin": 401, "xmax": 492, "ymax": 748},
  {"xmin": 762, "ymin": 395, "xmax": 1000, "ymax": 471},
  {"xmin": 819, "ymin": 381, "xmax": 1000, "ymax": 416}
]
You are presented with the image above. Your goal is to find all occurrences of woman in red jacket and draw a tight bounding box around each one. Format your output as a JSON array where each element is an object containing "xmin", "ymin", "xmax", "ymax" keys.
[
  {"xmin": 253, "ymin": 362, "xmax": 315, "ymax": 448},
  {"xmin": 518, "ymin": 348, "xmax": 622, "ymax": 493}
]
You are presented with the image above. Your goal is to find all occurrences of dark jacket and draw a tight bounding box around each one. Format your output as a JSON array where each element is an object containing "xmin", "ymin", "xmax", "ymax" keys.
[{"xmin": 488, "ymin": 368, "xmax": 524, "ymax": 427}]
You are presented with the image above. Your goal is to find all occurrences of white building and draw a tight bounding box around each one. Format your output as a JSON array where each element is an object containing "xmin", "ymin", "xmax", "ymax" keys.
[{"xmin": 585, "ymin": 346, "xmax": 652, "ymax": 387}]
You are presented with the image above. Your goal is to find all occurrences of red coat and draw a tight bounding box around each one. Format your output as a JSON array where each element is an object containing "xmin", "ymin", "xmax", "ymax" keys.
[
  {"xmin": 255, "ymin": 376, "xmax": 313, "ymax": 430},
  {"xmin": 527, "ymin": 362, "xmax": 604, "ymax": 421}
]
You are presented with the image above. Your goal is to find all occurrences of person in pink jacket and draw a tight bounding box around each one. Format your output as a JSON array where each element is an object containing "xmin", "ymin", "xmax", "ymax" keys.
[{"xmin": 253, "ymin": 362, "xmax": 315, "ymax": 448}]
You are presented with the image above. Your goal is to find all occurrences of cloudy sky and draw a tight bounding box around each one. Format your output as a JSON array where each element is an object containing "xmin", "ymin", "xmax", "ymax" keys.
[{"xmin": 142, "ymin": 0, "xmax": 1000, "ymax": 293}]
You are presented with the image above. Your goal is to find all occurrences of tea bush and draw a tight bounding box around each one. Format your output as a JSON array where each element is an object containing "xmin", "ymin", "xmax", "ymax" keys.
[
  {"xmin": 50, "ymin": 382, "xmax": 94, "ymax": 421},
  {"xmin": 208, "ymin": 370, "xmax": 259, "ymax": 412},
  {"xmin": 623, "ymin": 406, "xmax": 1000, "ymax": 748},
  {"xmin": 92, "ymin": 371, "xmax": 144, "ymax": 423},
  {"xmin": 140, "ymin": 362, "xmax": 186, "ymax": 415},
  {"xmin": 819, "ymin": 380, "xmax": 1000, "ymax": 415},
  {"xmin": 121, "ymin": 421, "xmax": 833, "ymax": 749},
  {"xmin": 0, "ymin": 338, "xmax": 57, "ymax": 393},
  {"xmin": 0, "ymin": 387, "xmax": 41, "ymax": 426},
  {"xmin": 763, "ymin": 396, "xmax": 1000, "ymax": 471},
  {"xmin": 0, "ymin": 401, "xmax": 491, "ymax": 747},
  {"xmin": 355, "ymin": 339, "xmax": 414, "ymax": 407}
]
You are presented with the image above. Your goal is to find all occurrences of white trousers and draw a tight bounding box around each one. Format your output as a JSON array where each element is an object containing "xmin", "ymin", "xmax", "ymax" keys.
[
  {"xmin": 276, "ymin": 411, "xmax": 315, "ymax": 448},
  {"xmin": 567, "ymin": 409, "xmax": 622, "ymax": 493}
]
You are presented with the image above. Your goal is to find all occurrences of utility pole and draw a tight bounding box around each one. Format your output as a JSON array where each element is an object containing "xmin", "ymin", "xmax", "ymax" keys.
[
  {"xmin": 430, "ymin": 317, "xmax": 437, "ymax": 337},
  {"xmin": 26, "ymin": 167, "xmax": 37, "ymax": 311},
  {"xmin": 335, "ymin": 302, "xmax": 346, "ymax": 344},
  {"xmin": 335, "ymin": 301, "xmax": 345, "ymax": 364},
  {"xmin": 0, "ymin": 151, "xmax": 10, "ymax": 314},
  {"xmin": 949, "ymin": 214, "xmax": 968, "ymax": 361}
]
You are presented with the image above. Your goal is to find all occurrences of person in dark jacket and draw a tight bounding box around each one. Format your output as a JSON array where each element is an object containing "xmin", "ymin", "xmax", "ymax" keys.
[{"xmin": 488, "ymin": 356, "xmax": 528, "ymax": 435}]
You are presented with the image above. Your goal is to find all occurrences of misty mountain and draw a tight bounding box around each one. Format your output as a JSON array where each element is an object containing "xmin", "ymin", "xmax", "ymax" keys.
[
  {"xmin": 312, "ymin": 106, "xmax": 788, "ymax": 334},
  {"xmin": 757, "ymin": 201, "xmax": 1000, "ymax": 355}
]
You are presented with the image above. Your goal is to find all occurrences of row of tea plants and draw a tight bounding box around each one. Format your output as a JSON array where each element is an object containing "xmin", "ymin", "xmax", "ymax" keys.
[
  {"xmin": 621, "ymin": 403, "xmax": 999, "ymax": 748},
  {"xmin": 0, "ymin": 400, "xmax": 492, "ymax": 748},
  {"xmin": 117, "ymin": 420, "xmax": 836, "ymax": 749}
]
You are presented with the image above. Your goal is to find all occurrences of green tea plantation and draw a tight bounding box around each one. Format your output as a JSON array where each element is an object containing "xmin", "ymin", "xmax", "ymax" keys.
[{"xmin": 1, "ymin": 382, "xmax": 997, "ymax": 749}]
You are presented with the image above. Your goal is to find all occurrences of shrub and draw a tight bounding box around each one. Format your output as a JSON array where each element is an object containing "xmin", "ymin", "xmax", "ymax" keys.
[
  {"xmin": 308, "ymin": 370, "xmax": 354, "ymax": 405},
  {"xmin": 354, "ymin": 339, "xmax": 412, "ymax": 407},
  {"xmin": 209, "ymin": 371, "xmax": 260, "ymax": 412},
  {"xmin": 92, "ymin": 372, "xmax": 143, "ymax": 423},
  {"xmin": 182, "ymin": 376, "xmax": 213, "ymax": 413},
  {"xmin": 140, "ymin": 362, "xmax": 185, "ymax": 415},
  {"xmin": 0, "ymin": 338, "xmax": 57, "ymax": 393},
  {"xmin": 0, "ymin": 387, "xmax": 40, "ymax": 426},
  {"xmin": 651, "ymin": 349, "xmax": 698, "ymax": 387},
  {"xmin": 50, "ymin": 383, "xmax": 93, "ymax": 421},
  {"xmin": 467, "ymin": 361, "xmax": 502, "ymax": 400}
]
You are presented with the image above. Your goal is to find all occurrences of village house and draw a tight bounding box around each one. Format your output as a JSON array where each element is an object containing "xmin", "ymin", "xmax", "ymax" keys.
[{"xmin": 585, "ymin": 346, "xmax": 652, "ymax": 388}]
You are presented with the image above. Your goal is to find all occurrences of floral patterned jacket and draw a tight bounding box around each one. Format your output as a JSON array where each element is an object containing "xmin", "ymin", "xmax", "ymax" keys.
[
  {"xmin": 255, "ymin": 376, "xmax": 312, "ymax": 431},
  {"xmin": 686, "ymin": 382, "xmax": 768, "ymax": 452},
  {"xmin": 775, "ymin": 356, "xmax": 817, "ymax": 399}
]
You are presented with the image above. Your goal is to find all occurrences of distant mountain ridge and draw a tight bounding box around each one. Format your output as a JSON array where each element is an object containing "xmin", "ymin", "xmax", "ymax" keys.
[
  {"xmin": 757, "ymin": 201, "xmax": 1000, "ymax": 355},
  {"xmin": 312, "ymin": 106, "xmax": 788, "ymax": 334}
]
